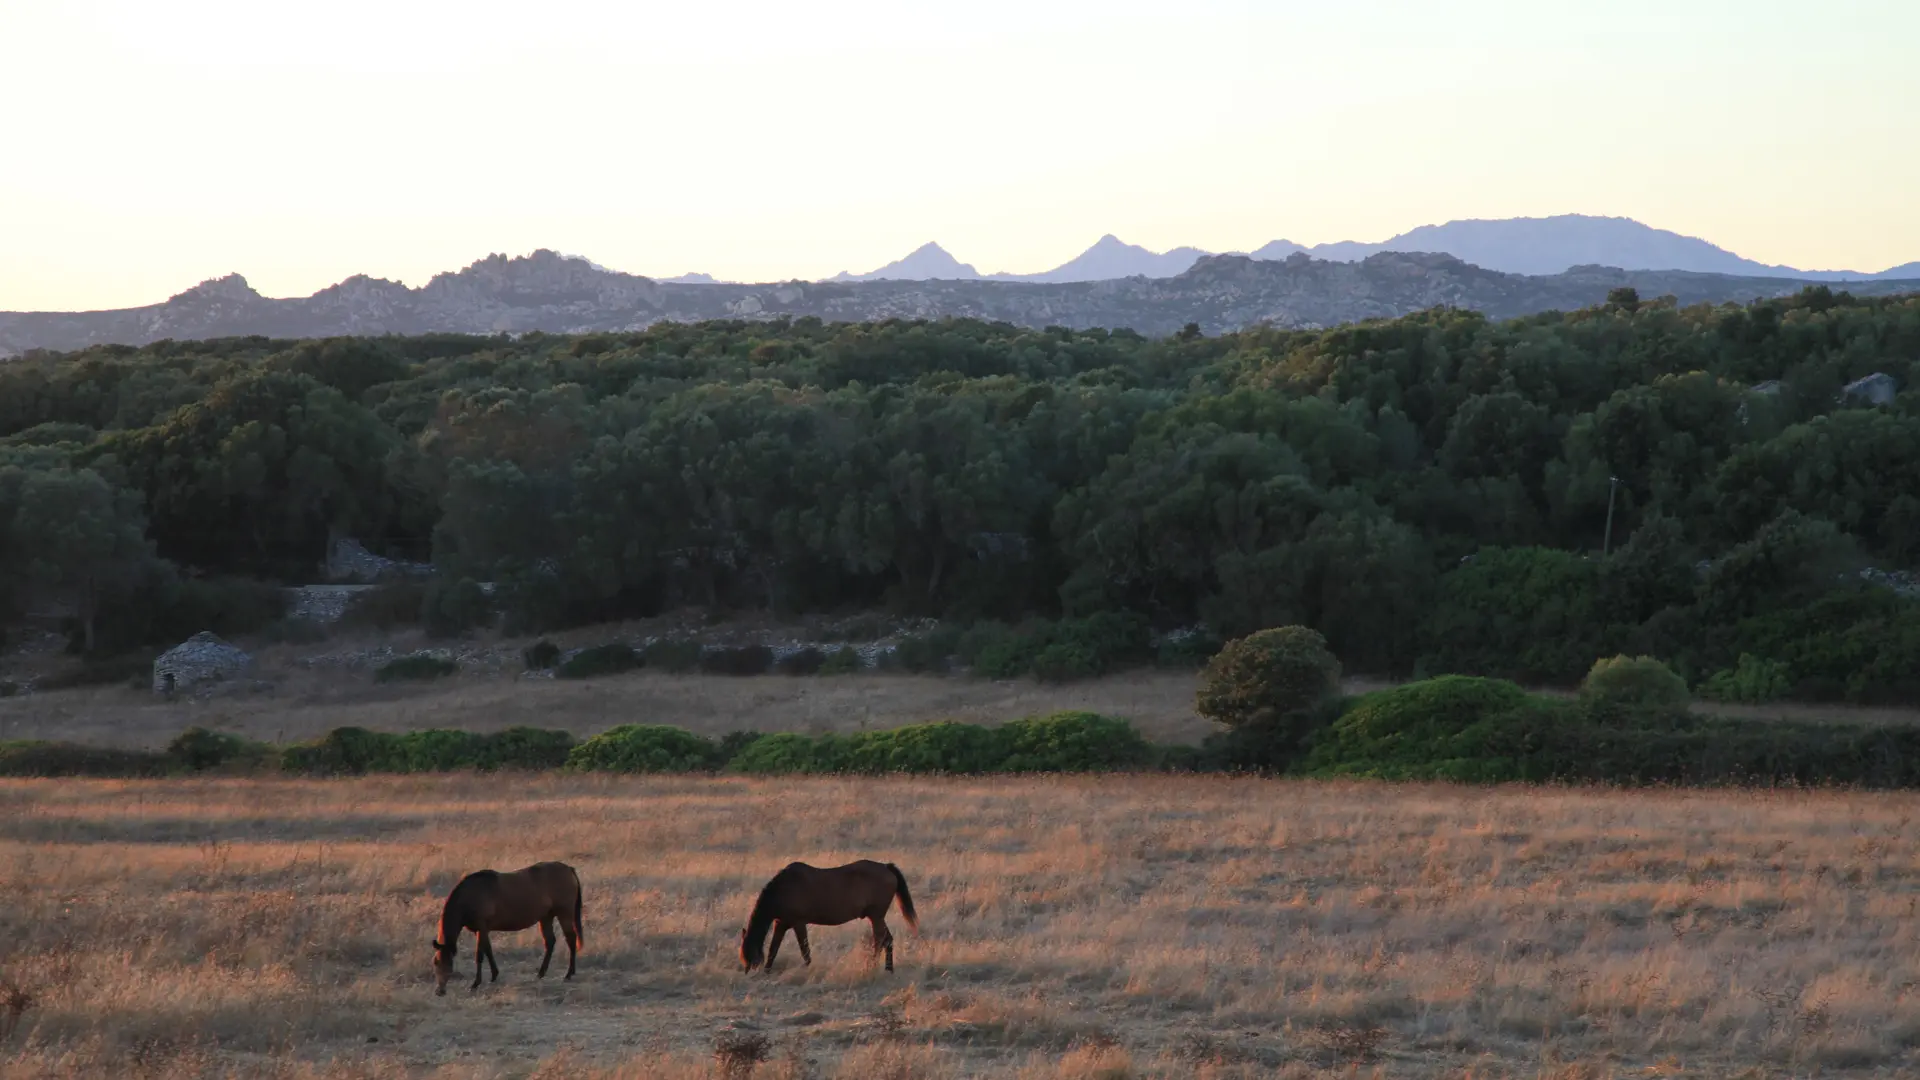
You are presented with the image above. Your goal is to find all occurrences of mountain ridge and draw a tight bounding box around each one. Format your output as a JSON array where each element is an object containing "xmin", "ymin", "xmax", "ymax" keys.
[{"xmin": 6, "ymin": 246, "xmax": 1919, "ymax": 357}]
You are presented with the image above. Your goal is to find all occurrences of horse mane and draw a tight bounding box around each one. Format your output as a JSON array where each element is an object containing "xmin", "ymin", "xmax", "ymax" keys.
[
  {"xmin": 741, "ymin": 863, "xmax": 804, "ymax": 964},
  {"xmin": 437, "ymin": 869, "xmax": 499, "ymax": 950}
]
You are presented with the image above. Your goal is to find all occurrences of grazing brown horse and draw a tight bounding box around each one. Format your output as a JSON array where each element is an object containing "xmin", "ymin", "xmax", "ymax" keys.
[
  {"xmin": 739, "ymin": 859, "xmax": 917, "ymax": 973},
  {"xmin": 431, "ymin": 861, "xmax": 583, "ymax": 995}
]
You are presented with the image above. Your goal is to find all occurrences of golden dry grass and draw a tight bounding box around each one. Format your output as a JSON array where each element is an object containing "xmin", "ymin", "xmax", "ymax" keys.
[{"xmin": 3, "ymin": 774, "xmax": 1919, "ymax": 1078}]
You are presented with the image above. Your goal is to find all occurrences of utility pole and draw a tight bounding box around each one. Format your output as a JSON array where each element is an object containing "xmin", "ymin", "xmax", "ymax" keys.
[{"xmin": 1602, "ymin": 475, "xmax": 1620, "ymax": 555}]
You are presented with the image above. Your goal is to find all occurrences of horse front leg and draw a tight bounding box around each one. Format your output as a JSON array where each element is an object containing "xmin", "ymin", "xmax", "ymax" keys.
[
  {"xmin": 482, "ymin": 932, "xmax": 500, "ymax": 983},
  {"xmin": 538, "ymin": 918, "xmax": 557, "ymax": 978},
  {"xmin": 470, "ymin": 931, "xmax": 486, "ymax": 991},
  {"xmin": 794, "ymin": 924, "xmax": 812, "ymax": 966},
  {"xmin": 766, "ymin": 921, "xmax": 789, "ymax": 971}
]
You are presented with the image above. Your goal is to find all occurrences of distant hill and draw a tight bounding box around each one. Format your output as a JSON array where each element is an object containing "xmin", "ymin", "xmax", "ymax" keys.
[
  {"xmin": 7, "ymin": 247, "xmax": 1919, "ymax": 356},
  {"xmin": 834, "ymin": 215, "xmax": 1917, "ymax": 283}
]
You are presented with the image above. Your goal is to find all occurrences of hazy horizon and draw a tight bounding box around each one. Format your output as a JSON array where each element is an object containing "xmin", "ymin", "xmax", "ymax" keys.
[{"xmin": 6, "ymin": 0, "xmax": 1918, "ymax": 311}]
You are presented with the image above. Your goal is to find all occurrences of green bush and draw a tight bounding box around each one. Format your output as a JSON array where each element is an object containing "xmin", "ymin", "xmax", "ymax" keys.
[
  {"xmin": 422, "ymin": 577, "xmax": 494, "ymax": 639},
  {"xmin": 166, "ymin": 727, "xmax": 275, "ymax": 772},
  {"xmin": 374, "ymin": 654, "xmax": 458, "ymax": 683},
  {"xmin": 565, "ymin": 724, "xmax": 718, "ymax": 773},
  {"xmin": 713, "ymin": 730, "xmax": 766, "ymax": 766},
  {"xmin": 998, "ymin": 711, "xmax": 1153, "ymax": 772},
  {"xmin": 557, "ymin": 643, "xmax": 640, "ymax": 679},
  {"xmin": 280, "ymin": 726, "xmax": 402, "ymax": 774},
  {"xmin": 0, "ymin": 740, "xmax": 169, "ymax": 777},
  {"xmin": 845, "ymin": 721, "xmax": 1010, "ymax": 774},
  {"xmin": 884, "ymin": 626, "xmax": 961, "ymax": 673},
  {"xmin": 819, "ymin": 646, "xmax": 865, "ymax": 675},
  {"xmin": 1580, "ymin": 655, "xmax": 1690, "ymax": 720},
  {"xmin": 1197, "ymin": 626, "xmax": 1342, "ymax": 731},
  {"xmin": 1698, "ymin": 654, "xmax": 1792, "ymax": 705},
  {"xmin": 774, "ymin": 648, "xmax": 826, "ymax": 676},
  {"xmin": 474, "ymin": 727, "xmax": 576, "ymax": 770},
  {"xmin": 1298, "ymin": 675, "xmax": 1538, "ymax": 782},
  {"xmin": 1028, "ymin": 641, "xmax": 1100, "ymax": 682},
  {"xmin": 729, "ymin": 732, "xmax": 849, "ymax": 774},
  {"xmin": 278, "ymin": 725, "xmax": 574, "ymax": 774},
  {"xmin": 640, "ymin": 639, "xmax": 704, "ymax": 673},
  {"xmin": 522, "ymin": 640, "xmax": 562, "ymax": 671}
]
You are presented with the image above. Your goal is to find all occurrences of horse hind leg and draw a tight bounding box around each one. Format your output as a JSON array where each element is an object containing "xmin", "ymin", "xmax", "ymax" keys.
[
  {"xmin": 869, "ymin": 915, "xmax": 894, "ymax": 972},
  {"xmin": 562, "ymin": 912, "xmax": 579, "ymax": 980},
  {"xmin": 538, "ymin": 917, "xmax": 557, "ymax": 979}
]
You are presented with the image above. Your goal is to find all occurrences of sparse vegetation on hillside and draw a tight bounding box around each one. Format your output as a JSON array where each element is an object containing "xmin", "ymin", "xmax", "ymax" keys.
[{"xmin": 1, "ymin": 291, "xmax": 1918, "ymax": 705}]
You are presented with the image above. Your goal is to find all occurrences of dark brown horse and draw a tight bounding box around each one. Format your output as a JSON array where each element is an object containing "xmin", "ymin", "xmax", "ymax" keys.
[
  {"xmin": 431, "ymin": 861, "xmax": 583, "ymax": 995},
  {"xmin": 738, "ymin": 859, "xmax": 917, "ymax": 973}
]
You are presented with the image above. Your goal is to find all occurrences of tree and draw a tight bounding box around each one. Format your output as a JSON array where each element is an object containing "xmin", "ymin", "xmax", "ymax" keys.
[
  {"xmin": 1196, "ymin": 626, "xmax": 1343, "ymax": 765},
  {"xmin": 1, "ymin": 466, "xmax": 155, "ymax": 653}
]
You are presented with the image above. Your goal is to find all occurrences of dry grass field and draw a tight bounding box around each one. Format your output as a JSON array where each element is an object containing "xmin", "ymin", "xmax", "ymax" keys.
[
  {"xmin": 0, "ymin": 667, "xmax": 1217, "ymax": 750},
  {"xmin": 2, "ymin": 773, "xmax": 1919, "ymax": 1079}
]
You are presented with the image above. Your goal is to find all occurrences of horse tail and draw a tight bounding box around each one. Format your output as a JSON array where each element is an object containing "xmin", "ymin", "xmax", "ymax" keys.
[
  {"xmin": 887, "ymin": 863, "xmax": 918, "ymax": 930},
  {"xmin": 572, "ymin": 866, "xmax": 585, "ymax": 953}
]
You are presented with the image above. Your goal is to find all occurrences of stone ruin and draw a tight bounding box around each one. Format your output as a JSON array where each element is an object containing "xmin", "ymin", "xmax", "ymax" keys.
[
  {"xmin": 152, "ymin": 631, "xmax": 254, "ymax": 697},
  {"xmin": 325, "ymin": 537, "xmax": 433, "ymax": 584}
]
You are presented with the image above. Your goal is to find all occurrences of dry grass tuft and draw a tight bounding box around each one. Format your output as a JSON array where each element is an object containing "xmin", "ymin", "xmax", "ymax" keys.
[{"xmin": 3, "ymin": 773, "xmax": 1920, "ymax": 1077}]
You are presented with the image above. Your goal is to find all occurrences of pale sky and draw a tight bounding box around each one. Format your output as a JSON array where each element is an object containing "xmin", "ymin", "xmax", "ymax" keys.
[{"xmin": 3, "ymin": 0, "xmax": 1916, "ymax": 311}]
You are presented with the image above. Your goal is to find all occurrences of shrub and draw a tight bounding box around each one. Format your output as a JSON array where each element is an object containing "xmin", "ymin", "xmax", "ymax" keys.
[
  {"xmin": 338, "ymin": 581, "xmax": 426, "ymax": 631},
  {"xmin": 281, "ymin": 726, "xmax": 403, "ymax": 775},
  {"xmin": 818, "ymin": 646, "xmax": 865, "ymax": 675},
  {"xmin": 998, "ymin": 712, "xmax": 1153, "ymax": 772},
  {"xmin": 565, "ymin": 724, "xmax": 718, "ymax": 773},
  {"xmin": 0, "ymin": 741, "xmax": 168, "ymax": 778},
  {"xmin": 845, "ymin": 721, "xmax": 1010, "ymax": 774},
  {"xmin": 1698, "ymin": 653, "xmax": 1792, "ymax": 705},
  {"xmin": 474, "ymin": 727, "xmax": 576, "ymax": 770},
  {"xmin": 522, "ymin": 640, "xmax": 562, "ymax": 671},
  {"xmin": 1029, "ymin": 641, "xmax": 1100, "ymax": 682},
  {"xmin": 1197, "ymin": 626, "xmax": 1342, "ymax": 731},
  {"xmin": 700, "ymin": 645, "xmax": 774, "ymax": 676},
  {"xmin": 557, "ymin": 643, "xmax": 640, "ymax": 679},
  {"xmin": 713, "ymin": 730, "xmax": 766, "ymax": 767},
  {"xmin": 729, "ymin": 732, "xmax": 847, "ymax": 775},
  {"xmin": 640, "ymin": 639, "xmax": 704, "ymax": 673},
  {"xmin": 0, "ymin": 680, "xmax": 18, "ymax": 699},
  {"xmin": 374, "ymin": 654, "xmax": 458, "ymax": 683},
  {"xmin": 885, "ymin": 626, "xmax": 961, "ymax": 673},
  {"xmin": 393, "ymin": 729, "xmax": 487, "ymax": 771},
  {"xmin": 422, "ymin": 577, "xmax": 494, "ymax": 639},
  {"xmin": 166, "ymin": 727, "xmax": 275, "ymax": 772},
  {"xmin": 1298, "ymin": 676, "xmax": 1536, "ymax": 782},
  {"xmin": 1580, "ymin": 654, "xmax": 1690, "ymax": 720}
]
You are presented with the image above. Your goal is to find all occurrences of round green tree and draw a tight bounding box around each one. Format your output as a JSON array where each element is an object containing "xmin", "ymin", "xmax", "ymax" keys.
[
  {"xmin": 1579, "ymin": 654, "xmax": 1689, "ymax": 719},
  {"xmin": 1196, "ymin": 626, "xmax": 1342, "ymax": 765}
]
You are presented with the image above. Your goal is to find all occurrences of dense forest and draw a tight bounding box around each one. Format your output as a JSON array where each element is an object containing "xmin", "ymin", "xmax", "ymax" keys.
[{"xmin": 2, "ymin": 285, "xmax": 1918, "ymax": 702}]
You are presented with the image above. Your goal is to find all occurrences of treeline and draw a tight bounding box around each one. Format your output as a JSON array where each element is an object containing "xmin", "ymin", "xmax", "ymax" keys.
[{"xmin": 2, "ymin": 286, "xmax": 1920, "ymax": 699}]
